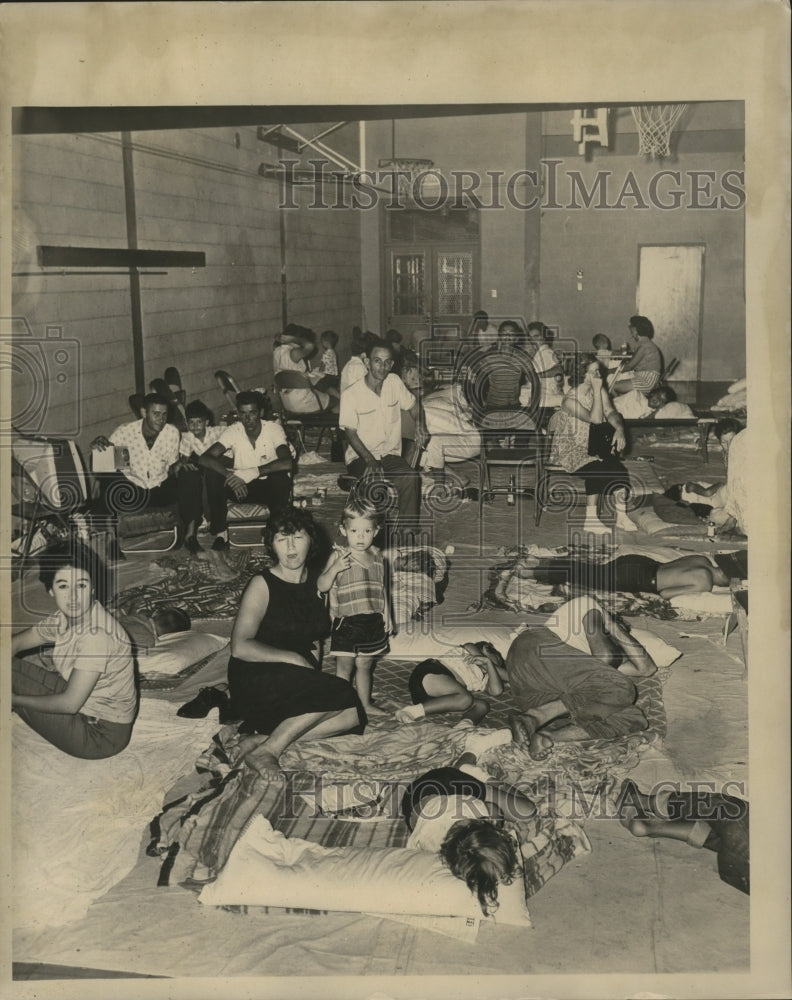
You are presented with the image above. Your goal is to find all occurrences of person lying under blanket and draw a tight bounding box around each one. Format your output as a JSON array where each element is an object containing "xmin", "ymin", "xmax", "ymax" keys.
[
  {"xmin": 507, "ymin": 549, "xmax": 746, "ymax": 598},
  {"xmin": 506, "ymin": 595, "xmax": 657, "ymax": 761},
  {"xmin": 402, "ymin": 746, "xmax": 538, "ymax": 917},
  {"xmin": 396, "ymin": 641, "xmax": 511, "ymax": 725}
]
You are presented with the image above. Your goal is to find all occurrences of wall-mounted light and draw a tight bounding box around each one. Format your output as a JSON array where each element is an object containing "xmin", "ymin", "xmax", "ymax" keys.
[{"xmin": 576, "ymin": 269, "xmax": 583, "ymax": 292}]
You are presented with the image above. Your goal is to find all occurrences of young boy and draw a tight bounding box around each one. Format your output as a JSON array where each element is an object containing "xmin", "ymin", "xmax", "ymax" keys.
[
  {"xmin": 178, "ymin": 400, "xmax": 225, "ymax": 555},
  {"xmin": 318, "ymin": 499, "xmax": 391, "ymax": 717}
]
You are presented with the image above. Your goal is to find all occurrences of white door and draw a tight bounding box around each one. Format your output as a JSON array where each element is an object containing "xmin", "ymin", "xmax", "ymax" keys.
[{"xmin": 637, "ymin": 245, "xmax": 704, "ymax": 382}]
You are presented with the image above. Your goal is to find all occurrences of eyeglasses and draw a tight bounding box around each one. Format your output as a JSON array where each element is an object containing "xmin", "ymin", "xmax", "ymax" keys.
[{"xmin": 371, "ymin": 357, "xmax": 394, "ymax": 368}]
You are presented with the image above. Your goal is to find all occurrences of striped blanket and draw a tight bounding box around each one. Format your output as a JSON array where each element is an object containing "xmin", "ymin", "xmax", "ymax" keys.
[{"xmin": 147, "ymin": 720, "xmax": 591, "ymax": 909}]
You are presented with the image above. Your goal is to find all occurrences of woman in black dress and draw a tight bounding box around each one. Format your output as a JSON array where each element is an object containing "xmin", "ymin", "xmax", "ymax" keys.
[{"xmin": 228, "ymin": 507, "xmax": 366, "ymax": 771}]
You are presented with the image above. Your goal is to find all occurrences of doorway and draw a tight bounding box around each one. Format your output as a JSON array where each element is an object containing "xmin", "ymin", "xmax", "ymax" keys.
[
  {"xmin": 382, "ymin": 206, "xmax": 480, "ymax": 345},
  {"xmin": 637, "ymin": 244, "xmax": 705, "ymax": 382}
]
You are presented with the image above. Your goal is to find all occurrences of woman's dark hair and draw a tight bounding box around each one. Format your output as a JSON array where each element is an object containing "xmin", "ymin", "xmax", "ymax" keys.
[
  {"xmin": 385, "ymin": 328, "xmax": 403, "ymax": 345},
  {"xmin": 38, "ymin": 541, "xmax": 111, "ymax": 608},
  {"xmin": 568, "ymin": 352, "xmax": 605, "ymax": 388},
  {"xmin": 440, "ymin": 818, "xmax": 520, "ymax": 917},
  {"xmin": 185, "ymin": 399, "xmax": 213, "ymax": 422},
  {"xmin": 714, "ymin": 417, "xmax": 744, "ymax": 440},
  {"xmin": 320, "ymin": 329, "xmax": 339, "ymax": 347},
  {"xmin": 629, "ymin": 315, "xmax": 655, "ymax": 339},
  {"xmin": 262, "ymin": 507, "xmax": 323, "ymax": 564}
]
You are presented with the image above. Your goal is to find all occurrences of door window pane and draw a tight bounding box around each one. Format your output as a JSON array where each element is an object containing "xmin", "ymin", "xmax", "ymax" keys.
[
  {"xmin": 391, "ymin": 253, "xmax": 425, "ymax": 316},
  {"xmin": 436, "ymin": 251, "xmax": 473, "ymax": 315}
]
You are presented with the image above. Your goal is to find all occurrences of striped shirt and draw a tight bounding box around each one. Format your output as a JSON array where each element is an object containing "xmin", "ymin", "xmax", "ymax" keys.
[{"xmin": 331, "ymin": 547, "xmax": 386, "ymax": 617}]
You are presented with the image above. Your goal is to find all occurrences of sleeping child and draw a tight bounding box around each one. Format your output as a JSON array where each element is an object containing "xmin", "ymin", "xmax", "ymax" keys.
[
  {"xmin": 401, "ymin": 748, "xmax": 537, "ymax": 917},
  {"xmin": 396, "ymin": 641, "xmax": 509, "ymax": 725}
]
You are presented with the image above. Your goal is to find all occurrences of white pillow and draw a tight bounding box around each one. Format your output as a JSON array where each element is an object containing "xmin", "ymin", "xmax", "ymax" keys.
[
  {"xmin": 389, "ymin": 625, "xmax": 513, "ymax": 662},
  {"xmin": 389, "ymin": 624, "xmax": 680, "ymax": 669},
  {"xmin": 135, "ymin": 631, "xmax": 228, "ymax": 677},
  {"xmin": 670, "ymin": 591, "xmax": 733, "ymax": 617},
  {"xmin": 630, "ymin": 627, "xmax": 682, "ymax": 668},
  {"xmin": 199, "ymin": 815, "xmax": 531, "ymax": 926}
]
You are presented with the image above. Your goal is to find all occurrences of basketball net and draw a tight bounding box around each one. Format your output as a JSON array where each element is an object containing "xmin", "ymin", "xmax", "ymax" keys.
[{"xmin": 631, "ymin": 104, "xmax": 687, "ymax": 158}]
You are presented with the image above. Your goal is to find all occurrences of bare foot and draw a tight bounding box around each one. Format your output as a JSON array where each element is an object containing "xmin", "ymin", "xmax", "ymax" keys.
[
  {"xmin": 363, "ymin": 702, "xmax": 389, "ymax": 717},
  {"xmin": 237, "ymin": 734, "xmax": 282, "ymax": 774},
  {"xmin": 508, "ymin": 712, "xmax": 554, "ymax": 761}
]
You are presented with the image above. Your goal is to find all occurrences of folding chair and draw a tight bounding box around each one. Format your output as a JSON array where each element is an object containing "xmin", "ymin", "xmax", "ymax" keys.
[
  {"xmin": 273, "ymin": 370, "xmax": 339, "ymax": 455},
  {"xmin": 11, "ymin": 432, "xmax": 93, "ymax": 572},
  {"xmin": 477, "ymin": 428, "xmax": 544, "ymax": 523},
  {"xmin": 662, "ymin": 357, "xmax": 680, "ymax": 381},
  {"xmin": 215, "ymin": 369, "xmax": 242, "ymax": 415}
]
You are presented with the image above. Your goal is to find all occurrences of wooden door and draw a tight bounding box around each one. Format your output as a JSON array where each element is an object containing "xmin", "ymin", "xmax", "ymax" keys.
[
  {"xmin": 637, "ymin": 244, "xmax": 704, "ymax": 382},
  {"xmin": 385, "ymin": 245, "xmax": 476, "ymax": 344}
]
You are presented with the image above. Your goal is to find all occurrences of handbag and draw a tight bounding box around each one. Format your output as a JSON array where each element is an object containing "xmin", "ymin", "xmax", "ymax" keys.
[{"xmin": 587, "ymin": 422, "xmax": 616, "ymax": 460}]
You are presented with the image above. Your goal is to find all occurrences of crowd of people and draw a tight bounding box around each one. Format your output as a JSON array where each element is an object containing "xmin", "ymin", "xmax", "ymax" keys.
[{"xmin": 11, "ymin": 310, "xmax": 749, "ymax": 918}]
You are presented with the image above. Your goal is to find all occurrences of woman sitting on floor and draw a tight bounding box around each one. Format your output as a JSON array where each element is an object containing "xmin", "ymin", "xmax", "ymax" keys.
[
  {"xmin": 11, "ymin": 542, "xmax": 138, "ymax": 759},
  {"xmin": 225, "ymin": 507, "xmax": 367, "ymax": 772},
  {"xmin": 510, "ymin": 549, "xmax": 746, "ymax": 599},
  {"xmin": 547, "ymin": 353, "xmax": 633, "ymax": 535}
]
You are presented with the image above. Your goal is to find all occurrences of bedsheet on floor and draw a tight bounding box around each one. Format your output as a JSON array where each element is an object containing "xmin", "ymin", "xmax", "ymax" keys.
[{"xmin": 12, "ymin": 696, "xmax": 220, "ymax": 932}]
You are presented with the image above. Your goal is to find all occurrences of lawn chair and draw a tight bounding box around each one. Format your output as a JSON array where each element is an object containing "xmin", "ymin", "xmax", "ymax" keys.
[{"xmin": 273, "ymin": 370, "xmax": 339, "ymax": 456}]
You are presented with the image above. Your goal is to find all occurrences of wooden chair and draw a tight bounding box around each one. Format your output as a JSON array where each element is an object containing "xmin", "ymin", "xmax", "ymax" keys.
[{"xmin": 273, "ymin": 370, "xmax": 339, "ymax": 455}]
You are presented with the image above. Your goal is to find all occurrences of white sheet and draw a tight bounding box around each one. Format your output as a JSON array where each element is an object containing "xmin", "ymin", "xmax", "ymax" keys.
[{"xmin": 12, "ymin": 696, "xmax": 220, "ymax": 930}]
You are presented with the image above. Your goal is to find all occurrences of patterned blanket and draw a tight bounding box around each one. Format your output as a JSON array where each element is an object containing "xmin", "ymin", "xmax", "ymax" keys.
[
  {"xmin": 148, "ymin": 719, "xmax": 592, "ymax": 909},
  {"xmin": 472, "ymin": 545, "xmax": 679, "ymax": 620}
]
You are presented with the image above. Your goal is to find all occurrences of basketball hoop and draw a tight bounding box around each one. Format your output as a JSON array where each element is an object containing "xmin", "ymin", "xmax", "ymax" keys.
[{"xmin": 631, "ymin": 104, "xmax": 687, "ymax": 158}]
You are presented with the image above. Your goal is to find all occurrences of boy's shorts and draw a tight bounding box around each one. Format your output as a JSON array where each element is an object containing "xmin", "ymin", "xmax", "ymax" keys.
[
  {"xmin": 408, "ymin": 658, "xmax": 457, "ymax": 704},
  {"xmin": 330, "ymin": 613, "xmax": 389, "ymax": 657}
]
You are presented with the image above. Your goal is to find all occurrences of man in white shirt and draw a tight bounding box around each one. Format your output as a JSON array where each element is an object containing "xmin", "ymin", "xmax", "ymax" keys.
[
  {"xmin": 199, "ymin": 391, "xmax": 293, "ymax": 550},
  {"xmin": 339, "ymin": 339, "xmax": 427, "ymax": 542},
  {"xmin": 91, "ymin": 392, "xmax": 200, "ymax": 546}
]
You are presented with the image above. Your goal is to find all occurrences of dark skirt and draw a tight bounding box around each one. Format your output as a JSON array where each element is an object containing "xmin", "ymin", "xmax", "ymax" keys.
[{"xmin": 228, "ymin": 657, "xmax": 367, "ymax": 736}]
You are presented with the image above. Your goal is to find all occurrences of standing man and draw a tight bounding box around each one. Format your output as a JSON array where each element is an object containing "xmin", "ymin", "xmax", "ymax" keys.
[
  {"xmin": 91, "ymin": 392, "xmax": 201, "ymax": 548},
  {"xmin": 339, "ymin": 339, "xmax": 427, "ymax": 543},
  {"xmin": 199, "ymin": 391, "xmax": 293, "ymax": 550}
]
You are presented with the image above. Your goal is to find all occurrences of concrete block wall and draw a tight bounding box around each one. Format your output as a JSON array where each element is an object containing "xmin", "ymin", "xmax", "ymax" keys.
[{"xmin": 12, "ymin": 125, "xmax": 362, "ymax": 457}]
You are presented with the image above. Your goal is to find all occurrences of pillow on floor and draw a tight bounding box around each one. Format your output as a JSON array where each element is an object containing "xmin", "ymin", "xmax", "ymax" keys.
[
  {"xmin": 669, "ymin": 591, "xmax": 733, "ymax": 617},
  {"xmin": 389, "ymin": 625, "xmax": 513, "ymax": 662},
  {"xmin": 135, "ymin": 630, "xmax": 228, "ymax": 677},
  {"xmin": 390, "ymin": 623, "xmax": 680, "ymax": 669},
  {"xmin": 199, "ymin": 815, "xmax": 530, "ymax": 926},
  {"xmin": 630, "ymin": 627, "xmax": 682, "ymax": 668}
]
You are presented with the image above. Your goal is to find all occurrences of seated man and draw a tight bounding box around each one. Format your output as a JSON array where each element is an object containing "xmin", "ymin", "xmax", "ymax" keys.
[
  {"xmin": 506, "ymin": 595, "xmax": 656, "ymax": 760},
  {"xmin": 91, "ymin": 392, "xmax": 200, "ymax": 547},
  {"xmin": 198, "ymin": 390, "xmax": 293, "ymax": 550},
  {"xmin": 339, "ymin": 339, "xmax": 427, "ymax": 543}
]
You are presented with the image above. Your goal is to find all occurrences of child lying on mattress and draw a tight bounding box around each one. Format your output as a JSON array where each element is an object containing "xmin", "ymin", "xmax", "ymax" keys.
[
  {"xmin": 402, "ymin": 747, "xmax": 537, "ymax": 916},
  {"xmin": 396, "ymin": 642, "xmax": 509, "ymax": 724}
]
